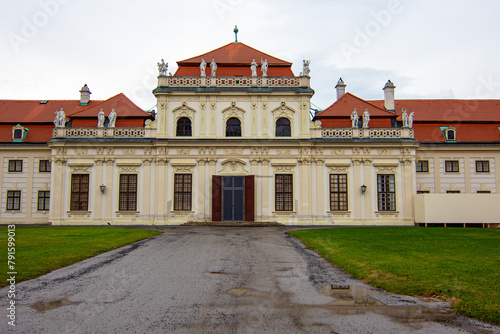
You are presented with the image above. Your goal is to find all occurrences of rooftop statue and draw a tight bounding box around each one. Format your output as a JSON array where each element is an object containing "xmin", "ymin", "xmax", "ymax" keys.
[
  {"xmin": 250, "ymin": 59, "xmax": 258, "ymax": 77},
  {"xmin": 97, "ymin": 109, "xmax": 105, "ymax": 128},
  {"xmin": 261, "ymin": 59, "xmax": 268, "ymax": 77},
  {"xmin": 408, "ymin": 111, "xmax": 414, "ymax": 128},
  {"xmin": 210, "ymin": 59, "xmax": 217, "ymax": 77},
  {"xmin": 108, "ymin": 109, "xmax": 117, "ymax": 128},
  {"xmin": 303, "ymin": 59, "xmax": 311, "ymax": 76},
  {"xmin": 53, "ymin": 108, "xmax": 66, "ymax": 127},
  {"xmin": 402, "ymin": 109, "xmax": 408, "ymax": 127},
  {"xmin": 157, "ymin": 59, "xmax": 168, "ymax": 76},
  {"xmin": 363, "ymin": 109, "xmax": 370, "ymax": 128},
  {"xmin": 350, "ymin": 109, "xmax": 359, "ymax": 128},
  {"xmin": 200, "ymin": 58, "xmax": 207, "ymax": 77}
]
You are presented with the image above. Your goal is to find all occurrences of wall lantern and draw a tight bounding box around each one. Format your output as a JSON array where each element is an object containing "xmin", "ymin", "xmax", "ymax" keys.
[
  {"xmin": 100, "ymin": 184, "xmax": 106, "ymax": 194},
  {"xmin": 361, "ymin": 185, "xmax": 367, "ymax": 194}
]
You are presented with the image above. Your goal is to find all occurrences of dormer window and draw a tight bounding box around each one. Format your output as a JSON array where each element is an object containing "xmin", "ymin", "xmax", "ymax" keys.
[
  {"xmin": 442, "ymin": 127, "xmax": 457, "ymax": 142},
  {"xmin": 12, "ymin": 124, "xmax": 28, "ymax": 142}
]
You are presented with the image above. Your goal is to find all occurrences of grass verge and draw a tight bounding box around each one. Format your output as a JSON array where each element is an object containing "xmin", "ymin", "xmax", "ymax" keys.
[
  {"xmin": 1, "ymin": 226, "xmax": 161, "ymax": 287},
  {"xmin": 289, "ymin": 227, "xmax": 499, "ymax": 325}
]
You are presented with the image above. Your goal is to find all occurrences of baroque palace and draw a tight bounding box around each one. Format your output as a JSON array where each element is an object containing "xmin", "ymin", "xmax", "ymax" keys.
[{"xmin": 1, "ymin": 38, "xmax": 500, "ymax": 226}]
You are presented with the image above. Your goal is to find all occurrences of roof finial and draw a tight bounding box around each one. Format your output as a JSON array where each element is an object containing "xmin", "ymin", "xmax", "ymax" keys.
[{"xmin": 234, "ymin": 25, "xmax": 239, "ymax": 43}]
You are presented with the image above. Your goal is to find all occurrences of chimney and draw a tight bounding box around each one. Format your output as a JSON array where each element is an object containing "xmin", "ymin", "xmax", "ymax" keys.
[
  {"xmin": 335, "ymin": 77, "xmax": 346, "ymax": 100},
  {"xmin": 383, "ymin": 80, "xmax": 395, "ymax": 111},
  {"xmin": 80, "ymin": 84, "xmax": 91, "ymax": 105}
]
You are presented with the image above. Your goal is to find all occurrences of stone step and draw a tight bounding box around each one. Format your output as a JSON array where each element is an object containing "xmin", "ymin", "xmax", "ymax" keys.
[{"xmin": 182, "ymin": 221, "xmax": 283, "ymax": 227}]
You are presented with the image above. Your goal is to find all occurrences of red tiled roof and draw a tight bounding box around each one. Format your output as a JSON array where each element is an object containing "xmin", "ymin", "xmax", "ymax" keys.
[
  {"xmin": 369, "ymin": 99, "xmax": 500, "ymax": 122},
  {"xmin": 316, "ymin": 93, "xmax": 397, "ymax": 118},
  {"xmin": 414, "ymin": 123, "xmax": 500, "ymax": 142},
  {"xmin": 0, "ymin": 99, "xmax": 103, "ymax": 123},
  {"xmin": 67, "ymin": 93, "xmax": 151, "ymax": 118},
  {"xmin": 174, "ymin": 42, "xmax": 294, "ymax": 77},
  {"xmin": 0, "ymin": 93, "xmax": 151, "ymax": 143}
]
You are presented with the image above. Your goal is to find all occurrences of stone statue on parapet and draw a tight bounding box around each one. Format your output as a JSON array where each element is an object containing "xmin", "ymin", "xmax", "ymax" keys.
[
  {"xmin": 402, "ymin": 109, "xmax": 408, "ymax": 127},
  {"xmin": 250, "ymin": 59, "xmax": 258, "ymax": 77},
  {"xmin": 363, "ymin": 109, "xmax": 370, "ymax": 128},
  {"xmin": 261, "ymin": 59, "xmax": 268, "ymax": 77},
  {"xmin": 210, "ymin": 59, "xmax": 217, "ymax": 77},
  {"xmin": 408, "ymin": 111, "xmax": 414, "ymax": 128},
  {"xmin": 200, "ymin": 58, "xmax": 207, "ymax": 77},
  {"xmin": 157, "ymin": 59, "xmax": 168, "ymax": 76},
  {"xmin": 302, "ymin": 59, "xmax": 311, "ymax": 76},
  {"xmin": 351, "ymin": 109, "xmax": 359, "ymax": 128},
  {"xmin": 108, "ymin": 109, "xmax": 117, "ymax": 128},
  {"xmin": 97, "ymin": 109, "xmax": 105, "ymax": 128},
  {"xmin": 53, "ymin": 108, "xmax": 66, "ymax": 127}
]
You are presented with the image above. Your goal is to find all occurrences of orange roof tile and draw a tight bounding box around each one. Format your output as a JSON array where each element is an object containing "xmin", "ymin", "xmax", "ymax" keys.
[
  {"xmin": 316, "ymin": 93, "xmax": 397, "ymax": 118},
  {"xmin": 174, "ymin": 42, "xmax": 294, "ymax": 77},
  {"xmin": 67, "ymin": 93, "xmax": 151, "ymax": 118},
  {"xmin": 369, "ymin": 99, "xmax": 500, "ymax": 122},
  {"xmin": 0, "ymin": 99, "xmax": 103, "ymax": 123}
]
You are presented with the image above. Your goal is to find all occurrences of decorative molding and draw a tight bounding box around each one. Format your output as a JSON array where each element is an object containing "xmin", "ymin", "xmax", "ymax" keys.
[
  {"xmin": 271, "ymin": 102, "xmax": 295, "ymax": 121},
  {"xmin": 331, "ymin": 149, "xmax": 345, "ymax": 156},
  {"xmin": 275, "ymin": 166, "xmax": 294, "ymax": 172},
  {"xmin": 171, "ymin": 161, "xmax": 196, "ymax": 173},
  {"xmin": 362, "ymin": 158, "xmax": 372, "ymax": 165},
  {"xmin": 352, "ymin": 158, "xmax": 363, "ymax": 166},
  {"xmin": 276, "ymin": 149, "xmax": 291, "ymax": 156},
  {"xmin": 174, "ymin": 166, "xmax": 194, "ymax": 173},
  {"xmin": 225, "ymin": 149, "xmax": 243, "ymax": 155},
  {"xmin": 75, "ymin": 148, "xmax": 88, "ymax": 156},
  {"xmin": 156, "ymin": 157, "xmax": 169, "ymax": 165},
  {"xmin": 329, "ymin": 167, "xmax": 347, "ymax": 173},
  {"xmin": 221, "ymin": 102, "xmax": 246, "ymax": 122},
  {"xmin": 378, "ymin": 149, "xmax": 393, "ymax": 156},
  {"xmin": 298, "ymin": 158, "xmax": 311, "ymax": 165},
  {"xmin": 177, "ymin": 149, "xmax": 190, "ymax": 155},
  {"xmin": 144, "ymin": 148, "xmax": 153, "ymax": 156},
  {"xmin": 400, "ymin": 158, "xmax": 413, "ymax": 166},
  {"xmin": 142, "ymin": 158, "xmax": 153, "ymax": 166},
  {"xmin": 376, "ymin": 166, "xmax": 396, "ymax": 173},
  {"xmin": 219, "ymin": 159, "xmax": 248, "ymax": 175},
  {"xmin": 314, "ymin": 158, "xmax": 325, "ymax": 166},
  {"xmin": 120, "ymin": 166, "xmax": 138, "ymax": 173},
  {"xmin": 54, "ymin": 158, "xmax": 67, "ymax": 166},
  {"xmin": 123, "ymin": 149, "xmax": 135, "ymax": 156},
  {"xmin": 172, "ymin": 102, "xmax": 196, "ymax": 122},
  {"xmin": 71, "ymin": 166, "xmax": 91, "ymax": 173}
]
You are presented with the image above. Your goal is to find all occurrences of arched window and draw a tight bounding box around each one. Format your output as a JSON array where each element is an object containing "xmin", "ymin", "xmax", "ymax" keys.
[
  {"xmin": 446, "ymin": 129, "xmax": 456, "ymax": 141},
  {"xmin": 176, "ymin": 117, "xmax": 192, "ymax": 137},
  {"xmin": 226, "ymin": 117, "xmax": 241, "ymax": 137},
  {"xmin": 275, "ymin": 117, "xmax": 291, "ymax": 137}
]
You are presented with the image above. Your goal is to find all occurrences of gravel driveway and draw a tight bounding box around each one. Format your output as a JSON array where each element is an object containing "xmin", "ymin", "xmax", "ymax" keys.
[{"xmin": 1, "ymin": 226, "xmax": 498, "ymax": 333}]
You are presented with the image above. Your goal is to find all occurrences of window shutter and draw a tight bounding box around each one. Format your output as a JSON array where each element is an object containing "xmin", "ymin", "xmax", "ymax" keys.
[
  {"xmin": 244, "ymin": 175, "xmax": 255, "ymax": 222},
  {"xmin": 212, "ymin": 175, "xmax": 222, "ymax": 221}
]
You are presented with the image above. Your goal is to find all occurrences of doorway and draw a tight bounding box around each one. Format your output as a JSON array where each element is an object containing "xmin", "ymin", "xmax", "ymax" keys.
[{"xmin": 222, "ymin": 176, "xmax": 244, "ymax": 221}]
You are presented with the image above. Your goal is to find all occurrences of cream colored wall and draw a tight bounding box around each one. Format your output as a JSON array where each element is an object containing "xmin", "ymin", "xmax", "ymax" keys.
[
  {"xmin": 156, "ymin": 94, "xmax": 310, "ymax": 140},
  {"xmin": 416, "ymin": 146, "xmax": 500, "ymax": 194},
  {"xmin": 0, "ymin": 146, "xmax": 51, "ymax": 224},
  {"xmin": 46, "ymin": 141, "xmax": 418, "ymax": 226},
  {"xmin": 415, "ymin": 194, "xmax": 500, "ymax": 224}
]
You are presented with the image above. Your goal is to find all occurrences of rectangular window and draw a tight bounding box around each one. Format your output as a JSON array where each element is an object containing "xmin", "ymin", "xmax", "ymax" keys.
[
  {"xmin": 476, "ymin": 160, "xmax": 490, "ymax": 173},
  {"xmin": 377, "ymin": 174, "xmax": 396, "ymax": 211},
  {"xmin": 446, "ymin": 190, "xmax": 461, "ymax": 194},
  {"xmin": 416, "ymin": 160, "xmax": 429, "ymax": 172},
  {"xmin": 37, "ymin": 191, "xmax": 50, "ymax": 211},
  {"xmin": 70, "ymin": 174, "xmax": 89, "ymax": 211},
  {"xmin": 330, "ymin": 174, "xmax": 348, "ymax": 211},
  {"xmin": 6, "ymin": 191, "xmax": 21, "ymax": 211},
  {"xmin": 8, "ymin": 160, "xmax": 23, "ymax": 172},
  {"xmin": 275, "ymin": 174, "xmax": 293, "ymax": 211},
  {"xmin": 119, "ymin": 174, "xmax": 137, "ymax": 211},
  {"xmin": 477, "ymin": 190, "xmax": 491, "ymax": 194},
  {"xmin": 417, "ymin": 190, "xmax": 430, "ymax": 194},
  {"xmin": 39, "ymin": 160, "xmax": 51, "ymax": 172},
  {"xmin": 445, "ymin": 160, "xmax": 459, "ymax": 173},
  {"xmin": 174, "ymin": 174, "xmax": 192, "ymax": 211}
]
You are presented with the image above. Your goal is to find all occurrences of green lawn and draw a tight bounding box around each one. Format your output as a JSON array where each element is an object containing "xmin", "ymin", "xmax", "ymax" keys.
[
  {"xmin": 289, "ymin": 227, "xmax": 500, "ymax": 325},
  {"xmin": 0, "ymin": 226, "xmax": 161, "ymax": 287}
]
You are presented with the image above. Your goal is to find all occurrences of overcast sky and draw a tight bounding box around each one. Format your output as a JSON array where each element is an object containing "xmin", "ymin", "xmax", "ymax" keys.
[{"xmin": 1, "ymin": 0, "xmax": 500, "ymax": 112}]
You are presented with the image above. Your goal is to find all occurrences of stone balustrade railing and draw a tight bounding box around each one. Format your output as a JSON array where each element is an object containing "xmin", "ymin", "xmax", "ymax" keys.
[
  {"xmin": 310, "ymin": 127, "xmax": 414, "ymax": 139},
  {"xmin": 157, "ymin": 75, "xmax": 310, "ymax": 88},
  {"xmin": 53, "ymin": 127, "xmax": 157, "ymax": 139}
]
